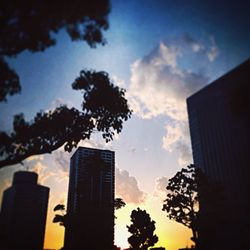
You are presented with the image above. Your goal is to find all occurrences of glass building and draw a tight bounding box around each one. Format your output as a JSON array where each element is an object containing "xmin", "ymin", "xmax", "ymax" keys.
[
  {"xmin": 187, "ymin": 59, "xmax": 250, "ymax": 250},
  {"xmin": 64, "ymin": 147, "xmax": 115, "ymax": 250}
]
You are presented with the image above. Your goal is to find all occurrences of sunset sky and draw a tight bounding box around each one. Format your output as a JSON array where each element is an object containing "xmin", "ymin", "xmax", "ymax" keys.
[{"xmin": 0, "ymin": 1, "xmax": 250, "ymax": 250}]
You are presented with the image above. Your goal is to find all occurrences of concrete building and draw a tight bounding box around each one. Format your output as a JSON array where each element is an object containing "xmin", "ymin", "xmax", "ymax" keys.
[
  {"xmin": 64, "ymin": 147, "xmax": 115, "ymax": 250},
  {"xmin": 0, "ymin": 171, "xmax": 49, "ymax": 250},
  {"xmin": 187, "ymin": 59, "xmax": 250, "ymax": 250}
]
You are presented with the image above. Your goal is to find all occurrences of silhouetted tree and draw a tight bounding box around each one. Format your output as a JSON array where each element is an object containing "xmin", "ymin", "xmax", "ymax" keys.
[
  {"xmin": 0, "ymin": 0, "xmax": 133, "ymax": 170},
  {"xmin": 0, "ymin": 57, "xmax": 20, "ymax": 102},
  {"xmin": 114, "ymin": 198, "xmax": 126, "ymax": 220},
  {"xmin": 127, "ymin": 208, "xmax": 158, "ymax": 250},
  {"xmin": 162, "ymin": 164, "xmax": 226, "ymax": 248},
  {"xmin": 0, "ymin": 70, "xmax": 132, "ymax": 168},
  {"xmin": 54, "ymin": 204, "xmax": 65, "ymax": 211},
  {"xmin": 0, "ymin": 0, "xmax": 110, "ymax": 101},
  {"xmin": 114, "ymin": 198, "xmax": 126, "ymax": 210},
  {"xmin": 162, "ymin": 164, "xmax": 199, "ymax": 244},
  {"xmin": 53, "ymin": 204, "xmax": 67, "ymax": 227}
]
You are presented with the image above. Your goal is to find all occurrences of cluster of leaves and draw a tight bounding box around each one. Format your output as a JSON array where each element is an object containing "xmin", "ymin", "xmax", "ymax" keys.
[
  {"xmin": 0, "ymin": 70, "xmax": 132, "ymax": 169},
  {"xmin": 53, "ymin": 204, "xmax": 67, "ymax": 227},
  {"xmin": 0, "ymin": 0, "xmax": 133, "ymax": 169},
  {"xmin": 162, "ymin": 164, "xmax": 199, "ymax": 230},
  {"xmin": 127, "ymin": 208, "xmax": 158, "ymax": 250},
  {"xmin": 0, "ymin": 58, "xmax": 20, "ymax": 101},
  {"xmin": 114, "ymin": 198, "xmax": 126, "ymax": 220},
  {"xmin": 162, "ymin": 164, "xmax": 226, "ymax": 247},
  {"xmin": 0, "ymin": 0, "xmax": 110, "ymax": 101},
  {"xmin": 73, "ymin": 70, "xmax": 131, "ymax": 140},
  {"xmin": 1, "ymin": 0, "xmax": 110, "ymax": 55},
  {"xmin": 114, "ymin": 198, "xmax": 126, "ymax": 210}
]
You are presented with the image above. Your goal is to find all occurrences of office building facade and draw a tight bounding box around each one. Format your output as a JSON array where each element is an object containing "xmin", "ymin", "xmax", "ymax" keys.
[
  {"xmin": 0, "ymin": 171, "xmax": 49, "ymax": 250},
  {"xmin": 64, "ymin": 147, "xmax": 115, "ymax": 250},
  {"xmin": 187, "ymin": 60, "xmax": 250, "ymax": 250}
]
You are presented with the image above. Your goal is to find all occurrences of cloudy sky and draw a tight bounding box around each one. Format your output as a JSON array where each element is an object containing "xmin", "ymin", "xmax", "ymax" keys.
[{"xmin": 0, "ymin": 1, "xmax": 250, "ymax": 249}]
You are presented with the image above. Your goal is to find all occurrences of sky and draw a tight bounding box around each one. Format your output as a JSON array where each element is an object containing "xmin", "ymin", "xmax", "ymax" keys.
[{"xmin": 0, "ymin": 0, "xmax": 250, "ymax": 249}]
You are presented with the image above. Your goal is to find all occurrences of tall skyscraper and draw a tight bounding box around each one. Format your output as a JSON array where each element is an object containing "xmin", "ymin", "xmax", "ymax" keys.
[
  {"xmin": 0, "ymin": 171, "xmax": 49, "ymax": 250},
  {"xmin": 187, "ymin": 59, "xmax": 250, "ymax": 250},
  {"xmin": 64, "ymin": 147, "xmax": 115, "ymax": 250}
]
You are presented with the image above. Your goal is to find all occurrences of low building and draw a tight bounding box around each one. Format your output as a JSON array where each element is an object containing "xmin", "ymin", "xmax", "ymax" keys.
[{"xmin": 0, "ymin": 171, "xmax": 49, "ymax": 250}]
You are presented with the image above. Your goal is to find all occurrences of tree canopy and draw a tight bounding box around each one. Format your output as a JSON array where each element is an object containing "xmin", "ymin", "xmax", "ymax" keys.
[
  {"xmin": 0, "ymin": 0, "xmax": 132, "ymax": 170},
  {"xmin": 162, "ymin": 164, "xmax": 200, "ymax": 244},
  {"xmin": 127, "ymin": 208, "xmax": 158, "ymax": 250},
  {"xmin": 0, "ymin": 57, "xmax": 20, "ymax": 101},
  {"xmin": 0, "ymin": 0, "xmax": 110, "ymax": 101},
  {"xmin": 0, "ymin": 70, "xmax": 132, "ymax": 169},
  {"xmin": 162, "ymin": 164, "xmax": 226, "ymax": 248}
]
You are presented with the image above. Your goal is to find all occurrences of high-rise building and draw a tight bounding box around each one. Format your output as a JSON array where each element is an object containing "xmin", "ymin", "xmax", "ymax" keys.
[
  {"xmin": 187, "ymin": 59, "xmax": 250, "ymax": 250},
  {"xmin": 0, "ymin": 171, "xmax": 49, "ymax": 250},
  {"xmin": 64, "ymin": 147, "xmax": 115, "ymax": 250}
]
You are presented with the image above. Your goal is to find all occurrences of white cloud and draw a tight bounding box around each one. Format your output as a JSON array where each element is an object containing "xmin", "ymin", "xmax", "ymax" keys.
[
  {"xmin": 162, "ymin": 123, "xmax": 183, "ymax": 151},
  {"xmin": 128, "ymin": 35, "xmax": 214, "ymax": 165},
  {"xmin": 128, "ymin": 41, "xmax": 208, "ymax": 120},
  {"xmin": 147, "ymin": 41, "xmax": 180, "ymax": 68},
  {"xmin": 112, "ymin": 74, "xmax": 126, "ymax": 88},
  {"xmin": 162, "ymin": 122, "xmax": 192, "ymax": 166},
  {"xmin": 78, "ymin": 137, "xmax": 114, "ymax": 150},
  {"xmin": 22, "ymin": 155, "xmax": 54, "ymax": 185},
  {"xmin": 116, "ymin": 168, "xmax": 145, "ymax": 204},
  {"xmin": 25, "ymin": 154, "xmax": 67, "ymax": 185},
  {"xmin": 31, "ymin": 161, "xmax": 55, "ymax": 185},
  {"xmin": 25, "ymin": 155, "xmax": 44, "ymax": 162},
  {"xmin": 53, "ymin": 149, "xmax": 71, "ymax": 180}
]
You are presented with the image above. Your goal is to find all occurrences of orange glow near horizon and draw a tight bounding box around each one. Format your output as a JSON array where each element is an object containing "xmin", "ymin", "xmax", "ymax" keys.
[
  {"xmin": 44, "ymin": 209, "xmax": 65, "ymax": 249},
  {"xmin": 0, "ymin": 161, "xmax": 192, "ymax": 250},
  {"xmin": 44, "ymin": 197, "xmax": 192, "ymax": 250},
  {"xmin": 114, "ymin": 200, "xmax": 192, "ymax": 250}
]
